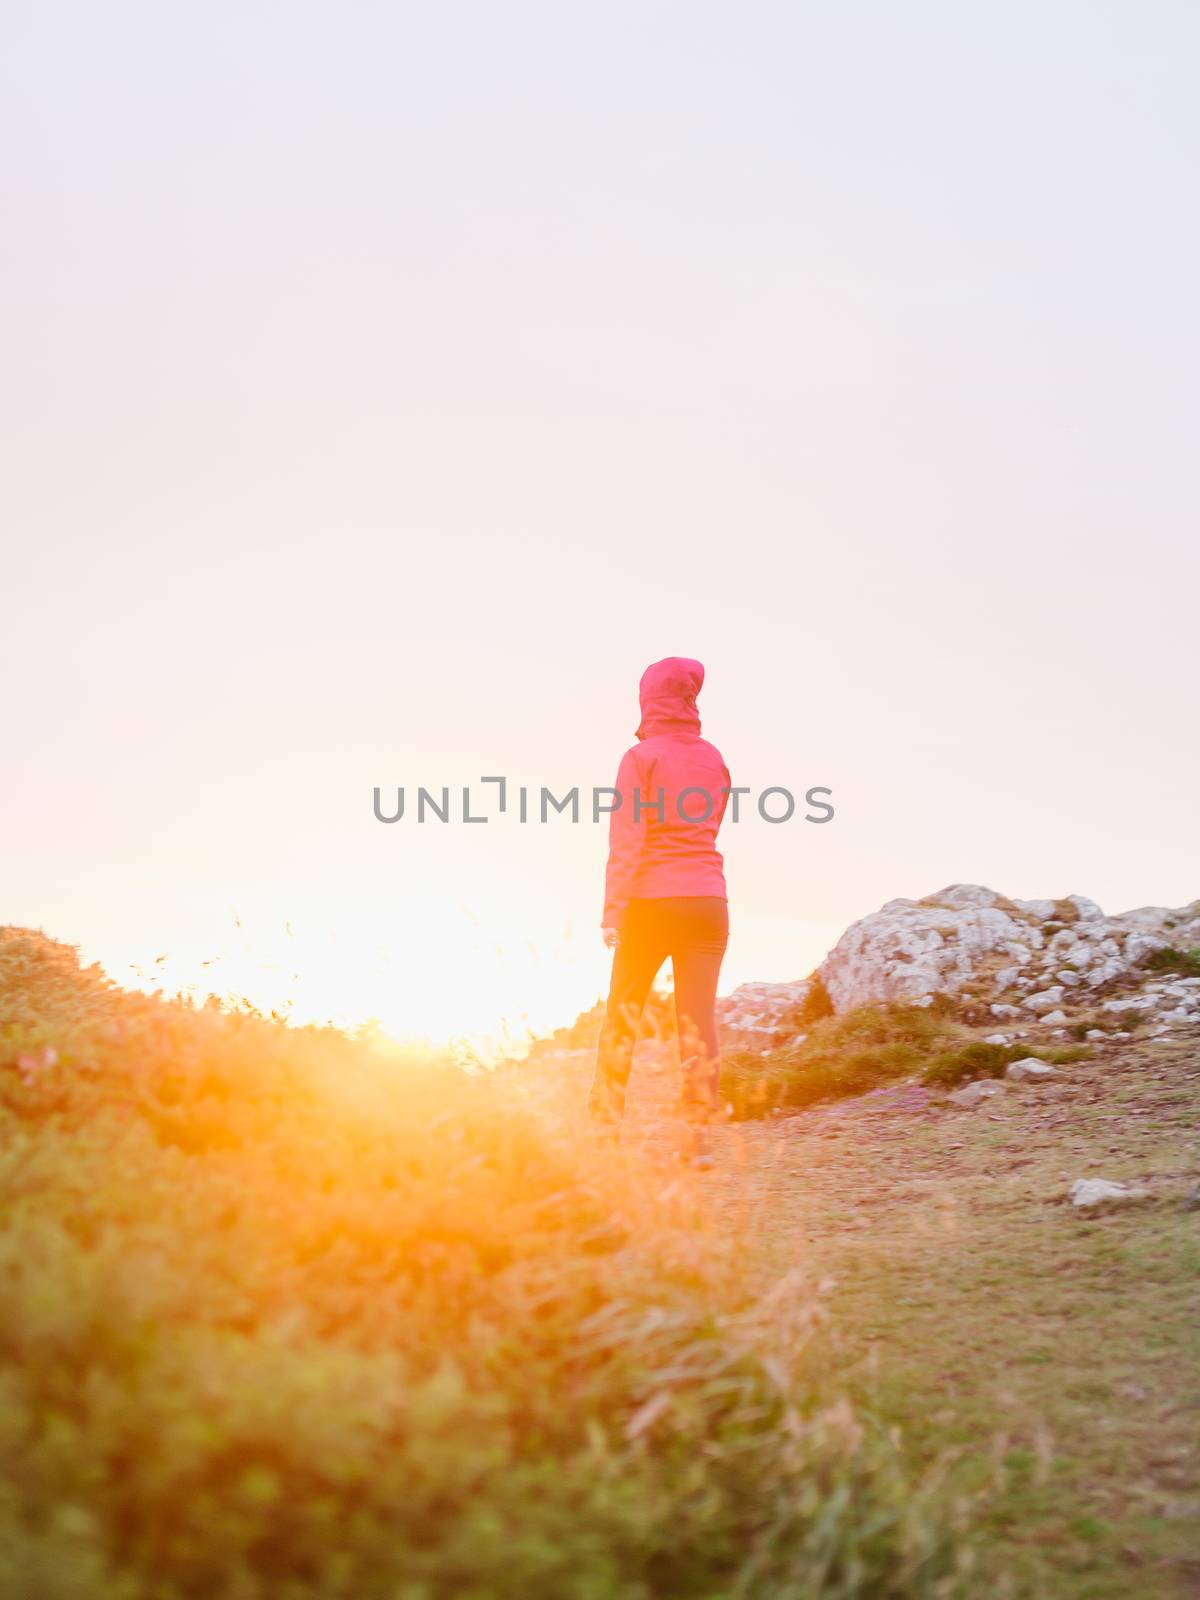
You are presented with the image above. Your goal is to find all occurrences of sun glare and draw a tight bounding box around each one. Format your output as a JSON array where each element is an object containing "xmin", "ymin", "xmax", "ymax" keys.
[{"xmin": 99, "ymin": 895, "xmax": 601, "ymax": 1061}]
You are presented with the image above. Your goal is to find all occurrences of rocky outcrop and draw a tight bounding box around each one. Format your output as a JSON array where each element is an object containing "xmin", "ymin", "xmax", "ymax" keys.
[
  {"xmin": 719, "ymin": 886, "xmax": 1200, "ymax": 1042},
  {"xmin": 718, "ymin": 978, "xmax": 813, "ymax": 1050},
  {"xmin": 818, "ymin": 885, "xmax": 1198, "ymax": 1013}
]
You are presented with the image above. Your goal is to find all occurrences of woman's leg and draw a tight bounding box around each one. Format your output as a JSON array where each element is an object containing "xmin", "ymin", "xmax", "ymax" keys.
[
  {"xmin": 670, "ymin": 898, "xmax": 729, "ymax": 1124},
  {"xmin": 588, "ymin": 902, "xmax": 670, "ymax": 1123}
]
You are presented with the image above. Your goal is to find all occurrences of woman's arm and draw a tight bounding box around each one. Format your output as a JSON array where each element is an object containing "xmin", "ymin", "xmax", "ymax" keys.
[{"xmin": 602, "ymin": 746, "xmax": 646, "ymax": 938}]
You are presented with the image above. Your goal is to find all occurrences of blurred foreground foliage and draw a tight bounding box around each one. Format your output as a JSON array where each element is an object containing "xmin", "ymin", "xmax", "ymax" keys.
[{"xmin": 0, "ymin": 928, "xmax": 967, "ymax": 1599}]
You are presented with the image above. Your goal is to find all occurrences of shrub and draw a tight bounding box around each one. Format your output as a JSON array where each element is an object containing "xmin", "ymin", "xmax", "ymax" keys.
[
  {"xmin": 921, "ymin": 1040, "xmax": 1090, "ymax": 1086},
  {"xmin": 770, "ymin": 973, "xmax": 836, "ymax": 1042},
  {"xmin": 1039, "ymin": 1044, "xmax": 1092, "ymax": 1065},
  {"xmin": 1142, "ymin": 946, "xmax": 1200, "ymax": 978},
  {"xmin": 1068, "ymin": 1014, "xmax": 1116, "ymax": 1041},
  {"xmin": 953, "ymin": 993, "xmax": 1001, "ymax": 1028},
  {"xmin": 1067, "ymin": 1012, "xmax": 1142, "ymax": 1042},
  {"xmin": 921, "ymin": 1040, "xmax": 1028, "ymax": 1088},
  {"xmin": 722, "ymin": 1000, "xmax": 966, "ymax": 1117},
  {"xmin": 796, "ymin": 972, "xmax": 835, "ymax": 1025}
]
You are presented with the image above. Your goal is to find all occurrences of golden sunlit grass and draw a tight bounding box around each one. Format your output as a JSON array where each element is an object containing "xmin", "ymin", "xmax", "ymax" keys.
[{"xmin": 0, "ymin": 927, "xmax": 969, "ymax": 1598}]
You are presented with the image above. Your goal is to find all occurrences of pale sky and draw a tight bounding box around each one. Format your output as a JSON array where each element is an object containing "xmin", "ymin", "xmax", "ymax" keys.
[{"xmin": 3, "ymin": 3, "xmax": 1198, "ymax": 1046}]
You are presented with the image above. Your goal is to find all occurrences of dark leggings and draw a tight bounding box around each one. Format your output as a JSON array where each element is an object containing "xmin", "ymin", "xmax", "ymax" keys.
[{"xmin": 589, "ymin": 896, "xmax": 729, "ymax": 1124}]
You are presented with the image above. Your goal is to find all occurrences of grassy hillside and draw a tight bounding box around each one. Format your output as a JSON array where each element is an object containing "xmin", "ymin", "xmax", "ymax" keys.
[
  {"xmin": 0, "ymin": 928, "xmax": 966, "ymax": 1600},
  {"xmin": 721, "ymin": 1034, "xmax": 1200, "ymax": 1599}
]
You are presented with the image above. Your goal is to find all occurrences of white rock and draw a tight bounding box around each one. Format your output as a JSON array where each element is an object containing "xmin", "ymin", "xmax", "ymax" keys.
[
  {"xmin": 948, "ymin": 1080, "xmax": 1005, "ymax": 1108},
  {"xmin": 984, "ymin": 1032, "xmax": 1010, "ymax": 1045},
  {"xmin": 819, "ymin": 889, "xmax": 1022, "ymax": 1012},
  {"xmin": 806, "ymin": 885, "xmax": 1200, "ymax": 1022},
  {"xmin": 1057, "ymin": 970, "xmax": 1082, "ymax": 986},
  {"xmin": 719, "ymin": 978, "xmax": 815, "ymax": 1033},
  {"xmin": 1085, "ymin": 957, "xmax": 1125, "ymax": 988},
  {"xmin": 928, "ymin": 884, "xmax": 999, "ymax": 910},
  {"xmin": 990, "ymin": 1003, "xmax": 1020, "ymax": 1019},
  {"xmin": 1006, "ymin": 1058, "xmax": 1056, "ymax": 1082},
  {"xmin": 1121, "ymin": 906, "xmax": 1172, "ymax": 933},
  {"xmin": 1124, "ymin": 933, "xmax": 1167, "ymax": 964},
  {"xmin": 1024, "ymin": 987, "xmax": 1065, "ymax": 1013},
  {"xmin": 1066, "ymin": 895, "xmax": 1104, "ymax": 921},
  {"xmin": 1041, "ymin": 1009, "xmax": 1068, "ymax": 1024},
  {"xmin": 1012, "ymin": 899, "xmax": 1057, "ymax": 919},
  {"xmin": 1068, "ymin": 1178, "xmax": 1149, "ymax": 1210},
  {"xmin": 1125, "ymin": 901, "xmax": 1200, "ymax": 937}
]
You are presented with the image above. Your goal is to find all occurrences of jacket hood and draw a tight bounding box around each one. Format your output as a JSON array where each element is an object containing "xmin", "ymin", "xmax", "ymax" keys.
[{"xmin": 636, "ymin": 656, "xmax": 705, "ymax": 740}]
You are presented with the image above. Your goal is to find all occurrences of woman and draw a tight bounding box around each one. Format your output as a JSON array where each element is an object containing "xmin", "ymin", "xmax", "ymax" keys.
[{"xmin": 588, "ymin": 657, "xmax": 731, "ymax": 1141}]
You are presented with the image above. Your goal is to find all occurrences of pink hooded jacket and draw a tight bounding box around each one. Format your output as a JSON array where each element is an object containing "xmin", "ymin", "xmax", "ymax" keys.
[{"xmin": 602, "ymin": 657, "xmax": 731, "ymax": 929}]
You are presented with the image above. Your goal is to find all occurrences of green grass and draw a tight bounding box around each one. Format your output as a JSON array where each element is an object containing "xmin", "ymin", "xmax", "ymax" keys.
[
  {"xmin": 1068, "ymin": 1011, "xmax": 1140, "ymax": 1040},
  {"xmin": 721, "ymin": 999, "xmax": 967, "ymax": 1117},
  {"xmin": 719, "ymin": 997, "xmax": 1086, "ymax": 1112},
  {"xmin": 921, "ymin": 1039, "xmax": 1028, "ymax": 1087},
  {"xmin": 757, "ymin": 1038, "xmax": 1200, "ymax": 1598},
  {"xmin": 0, "ymin": 928, "xmax": 966, "ymax": 1600},
  {"xmin": 922, "ymin": 1041, "xmax": 1091, "ymax": 1086},
  {"xmin": 1143, "ymin": 945, "xmax": 1200, "ymax": 977}
]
